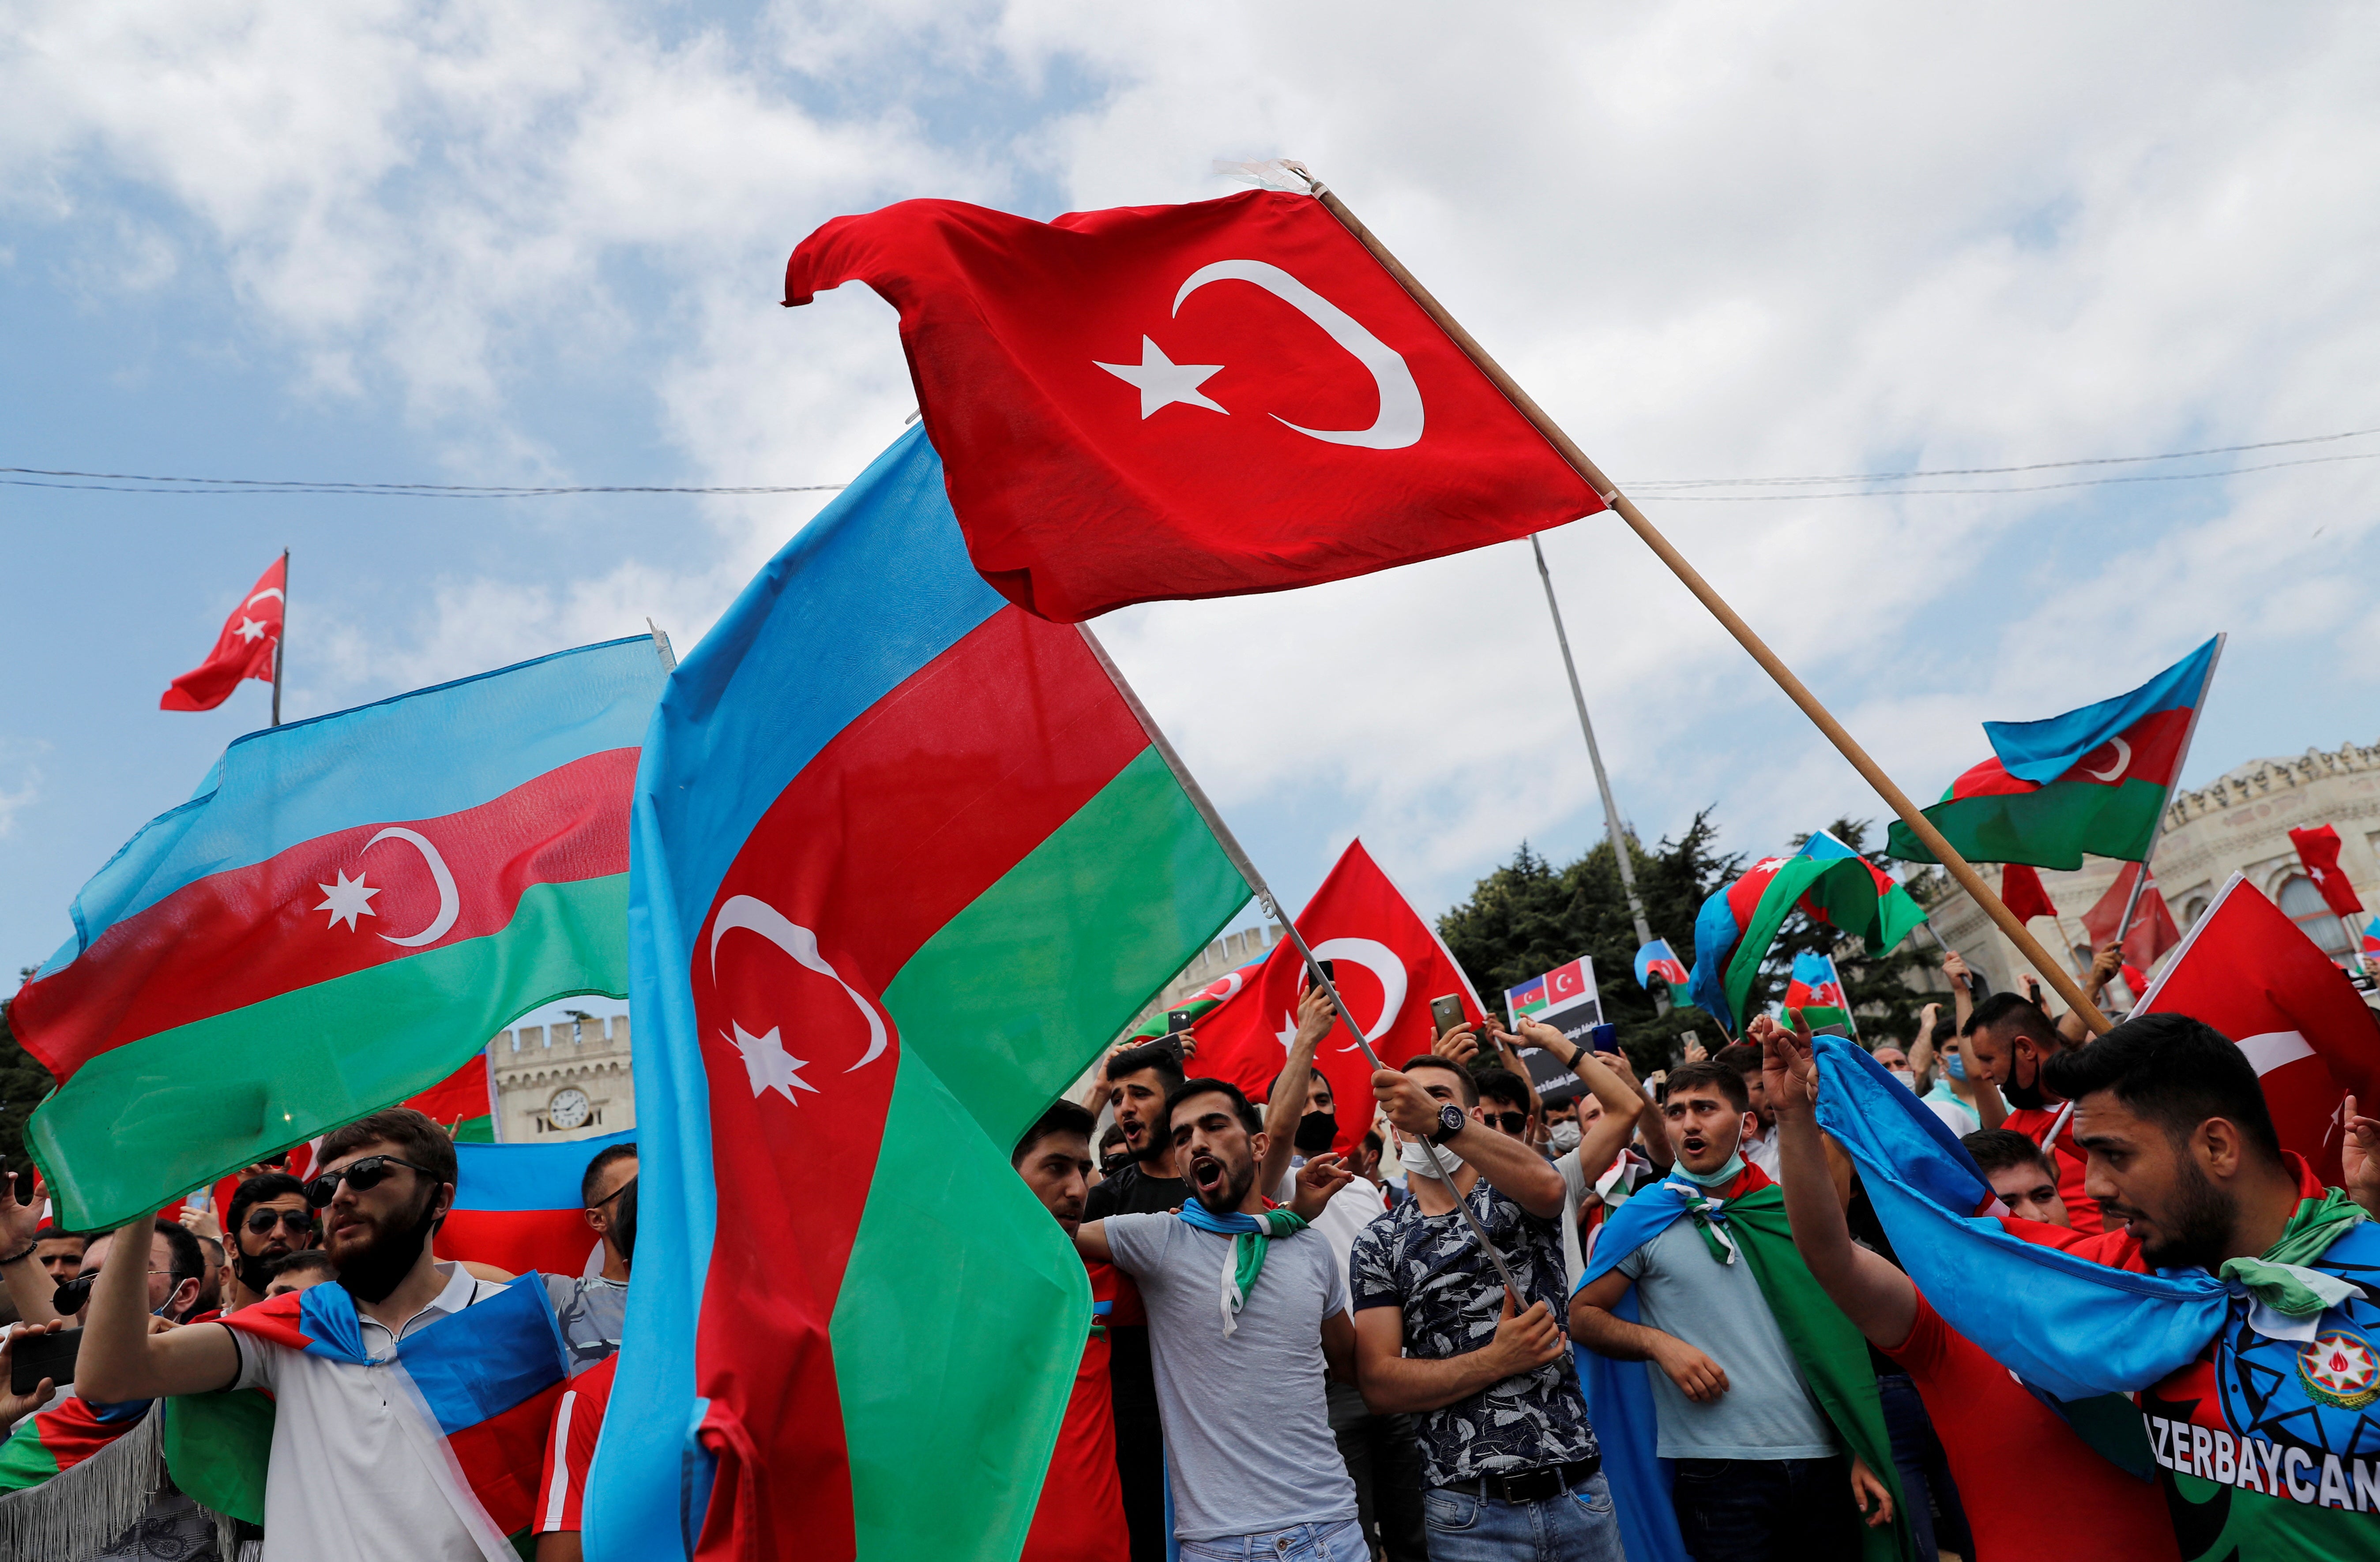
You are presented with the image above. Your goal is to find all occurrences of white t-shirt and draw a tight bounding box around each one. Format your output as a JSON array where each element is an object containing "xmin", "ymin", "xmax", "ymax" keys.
[
  {"xmin": 1271, "ymin": 1166, "xmax": 1387, "ymax": 1286},
  {"xmin": 1739, "ymin": 1121, "xmax": 1782, "ymax": 1180},
  {"xmin": 228, "ymin": 1262, "xmax": 522, "ymax": 1562}
]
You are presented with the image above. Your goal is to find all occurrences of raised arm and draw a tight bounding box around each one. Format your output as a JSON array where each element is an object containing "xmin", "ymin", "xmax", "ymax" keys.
[
  {"xmin": 1375, "ymin": 1070, "xmax": 1564, "ymax": 1219},
  {"xmin": 1260, "ymin": 986, "xmax": 1338, "ymax": 1198},
  {"xmin": 1751, "ymin": 1015, "xmax": 1916, "ymax": 1351},
  {"xmin": 1520, "ymin": 1018, "xmax": 1643, "ymax": 1179},
  {"xmin": 1942, "ymin": 950, "xmax": 1975, "ymax": 1034},
  {"xmin": 1568, "ymin": 1269, "xmax": 1728, "ymax": 1402},
  {"xmin": 73, "ymin": 1217, "xmax": 241, "ymax": 1404},
  {"xmin": 1907, "ymin": 1003, "xmax": 1940, "ymax": 1085},
  {"xmin": 1353, "ymin": 1293, "xmax": 1565, "ymax": 1414}
]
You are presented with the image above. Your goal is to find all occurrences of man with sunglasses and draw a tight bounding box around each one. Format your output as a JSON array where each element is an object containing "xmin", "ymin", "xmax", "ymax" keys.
[
  {"xmin": 75, "ymin": 1106, "xmax": 582, "ymax": 1562},
  {"xmin": 222, "ymin": 1171, "xmax": 321, "ymax": 1312},
  {"xmin": 1349, "ymin": 1054, "xmax": 1624, "ymax": 1562},
  {"xmin": 553, "ymin": 1142, "xmax": 637, "ymax": 1374}
]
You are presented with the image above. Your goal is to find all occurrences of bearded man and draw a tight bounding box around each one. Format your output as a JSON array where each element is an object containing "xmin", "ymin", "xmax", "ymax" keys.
[
  {"xmin": 75, "ymin": 1107, "xmax": 583, "ymax": 1562},
  {"xmin": 1075, "ymin": 1077, "xmax": 1366, "ymax": 1562},
  {"xmin": 222, "ymin": 1170, "xmax": 320, "ymax": 1311}
]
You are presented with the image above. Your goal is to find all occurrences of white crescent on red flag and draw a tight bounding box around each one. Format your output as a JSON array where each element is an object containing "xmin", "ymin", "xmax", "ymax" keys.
[
  {"xmin": 2133, "ymin": 871, "xmax": 2380, "ymax": 1184},
  {"xmin": 161, "ymin": 555, "xmax": 286, "ymax": 712},
  {"xmin": 1188, "ymin": 839, "xmax": 1486, "ymax": 1155}
]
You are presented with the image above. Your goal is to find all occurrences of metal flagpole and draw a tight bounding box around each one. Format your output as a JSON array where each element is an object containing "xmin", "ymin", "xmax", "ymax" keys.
[
  {"xmin": 1529, "ymin": 535, "xmax": 1669, "ymax": 1013},
  {"xmin": 1286, "ymin": 162, "xmax": 2114, "ymax": 1036},
  {"xmin": 2110, "ymin": 634, "xmax": 2225, "ymax": 972},
  {"xmin": 270, "ymin": 548, "xmax": 289, "ymax": 727},
  {"xmin": 1074, "ymin": 623, "xmax": 1524, "ymax": 1297},
  {"xmin": 647, "ymin": 617, "xmax": 678, "ymax": 672}
]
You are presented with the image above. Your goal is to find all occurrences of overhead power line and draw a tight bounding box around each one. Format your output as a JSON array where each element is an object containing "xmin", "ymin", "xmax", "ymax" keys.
[{"xmin": 6, "ymin": 423, "xmax": 2377, "ymax": 503}]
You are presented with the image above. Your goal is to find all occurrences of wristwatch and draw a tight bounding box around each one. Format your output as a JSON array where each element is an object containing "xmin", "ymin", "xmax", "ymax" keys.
[{"xmin": 1427, "ymin": 1102, "xmax": 1466, "ymax": 1145}]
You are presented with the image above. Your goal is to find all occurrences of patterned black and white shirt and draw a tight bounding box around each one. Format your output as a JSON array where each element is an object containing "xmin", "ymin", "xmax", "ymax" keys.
[{"xmin": 1349, "ymin": 1175, "xmax": 1600, "ymax": 1487}]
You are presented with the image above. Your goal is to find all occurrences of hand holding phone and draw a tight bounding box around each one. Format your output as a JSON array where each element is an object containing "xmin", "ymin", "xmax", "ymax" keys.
[
  {"xmin": 8, "ymin": 1325, "xmax": 77, "ymax": 1399},
  {"xmin": 1428, "ymin": 995, "xmax": 1470, "ymax": 1039}
]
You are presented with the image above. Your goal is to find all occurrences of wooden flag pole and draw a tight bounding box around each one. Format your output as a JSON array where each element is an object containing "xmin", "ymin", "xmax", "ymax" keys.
[{"xmin": 1291, "ymin": 164, "xmax": 2113, "ymax": 1036}]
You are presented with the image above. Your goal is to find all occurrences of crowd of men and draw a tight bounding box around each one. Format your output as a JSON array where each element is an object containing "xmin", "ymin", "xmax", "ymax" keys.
[
  {"xmin": 1016, "ymin": 948, "xmax": 2380, "ymax": 1562},
  {"xmin": 0, "ymin": 1111, "xmax": 638, "ymax": 1560},
  {"xmin": 2, "ymin": 936, "xmax": 2376, "ymax": 1561}
]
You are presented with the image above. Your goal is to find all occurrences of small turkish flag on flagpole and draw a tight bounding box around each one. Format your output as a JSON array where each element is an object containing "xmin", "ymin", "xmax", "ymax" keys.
[
  {"xmin": 2000, "ymin": 864, "xmax": 2059, "ymax": 924},
  {"xmin": 1188, "ymin": 838, "xmax": 1486, "ymax": 1156},
  {"xmin": 2081, "ymin": 861, "xmax": 2180, "ymax": 969},
  {"xmin": 783, "ymin": 189, "xmax": 1602, "ymax": 622},
  {"xmin": 162, "ymin": 554, "xmax": 286, "ymax": 713},
  {"xmin": 2288, "ymin": 824, "xmax": 2367, "ymax": 920},
  {"xmin": 2134, "ymin": 871, "xmax": 2380, "ymax": 1183}
]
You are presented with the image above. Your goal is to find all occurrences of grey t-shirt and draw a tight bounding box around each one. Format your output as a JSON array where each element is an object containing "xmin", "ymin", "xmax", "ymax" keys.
[
  {"xmin": 554, "ymin": 1275, "xmax": 626, "ymax": 1374},
  {"xmin": 1103, "ymin": 1212, "xmax": 1358, "ymax": 1542},
  {"xmin": 1613, "ymin": 1217, "xmax": 1836, "ymax": 1460}
]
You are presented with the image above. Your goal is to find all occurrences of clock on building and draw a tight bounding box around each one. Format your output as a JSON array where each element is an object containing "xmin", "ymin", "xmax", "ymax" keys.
[{"xmin": 547, "ymin": 1087, "xmax": 592, "ymax": 1130}]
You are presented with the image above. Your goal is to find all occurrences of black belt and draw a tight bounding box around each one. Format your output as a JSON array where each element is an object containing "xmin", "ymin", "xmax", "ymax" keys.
[{"xmin": 1461, "ymin": 1457, "xmax": 1602, "ymax": 1504}]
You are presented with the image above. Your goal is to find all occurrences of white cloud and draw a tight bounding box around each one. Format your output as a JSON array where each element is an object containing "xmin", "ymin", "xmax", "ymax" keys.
[
  {"xmin": 0, "ymin": 743, "xmax": 46, "ymax": 841},
  {"xmin": 14, "ymin": 0, "xmax": 2380, "ymax": 917}
]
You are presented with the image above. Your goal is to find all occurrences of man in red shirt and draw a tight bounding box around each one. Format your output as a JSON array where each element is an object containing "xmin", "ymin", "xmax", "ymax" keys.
[
  {"xmin": 1757, "ymin": 1015, "xmax": 2179, "ymax": 1561},
  {"xmin": 534, "ymin": 1352, "xmax": 615, "ymax": 1561},
  {"xmin": 1962, "ymin": 993, "xmax": 2106, "ymax": 1232},
  {"xmin": 1014, "ymin": 1100, "xmax": 1131, "ymax": 1562}
]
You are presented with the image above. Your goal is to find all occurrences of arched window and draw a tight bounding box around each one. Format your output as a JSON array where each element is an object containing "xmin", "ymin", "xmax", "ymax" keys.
[
  {"xmin": 2277, "ymin": 875, "xmax": 2354, "ymax": 959},
  {"xmin": 2182, "ymin": 896, "xmax": 2210, "ymax": 930}
]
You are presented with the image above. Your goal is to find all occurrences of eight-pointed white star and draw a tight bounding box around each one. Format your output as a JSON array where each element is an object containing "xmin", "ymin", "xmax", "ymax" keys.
[
  {"xmin": 234, "ymin": 616, "xmax": 268, "ymax": 643},
  {"xmin": 315, "ymin": 870, "xmax": 380, "ymax": 932},
  {"xmin": 1094, "ymin": 337, "xmax": 1229, "ymax": 419},
  {"xmin": 725, "ymin": 1021, "xmax": 818, "ymax": 1103}
]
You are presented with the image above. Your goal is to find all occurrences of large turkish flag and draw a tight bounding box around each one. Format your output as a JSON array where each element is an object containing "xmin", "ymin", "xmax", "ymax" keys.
[
  {"xmin": 1191, "ymin": 839, "xmax": 1488, "ymax": 1154},
  {"xmin": 2133, "ymin": 871, "xmax": 2380, "ymax": 1184},
  {"xmin": 784, "ymin": 189, "xmax": 1603, "ymax": 623}
]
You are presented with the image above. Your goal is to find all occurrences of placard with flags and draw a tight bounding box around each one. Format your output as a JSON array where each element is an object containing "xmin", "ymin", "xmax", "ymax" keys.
[
  {"xmin": 1504, "ymin": 955, "xmax": 1602, "ymax": 1037},
  {"xmin": 2133, "ymin": 871, "xmax": 2380, "ymax": 1185}
]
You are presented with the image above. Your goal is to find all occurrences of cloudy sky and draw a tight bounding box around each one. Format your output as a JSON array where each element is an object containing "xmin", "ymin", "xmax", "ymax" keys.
[{"xmin": 6, "ymin": 2, "xmax": 2378, "ymax": 989}]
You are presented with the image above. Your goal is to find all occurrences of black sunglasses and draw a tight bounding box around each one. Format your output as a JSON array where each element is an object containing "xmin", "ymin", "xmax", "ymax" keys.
[
  {"xmin": 1486, "ymin": 1111, "xmax": 1530, "ymax": 1135},
  {"xmin": 52, "ymin": 1265, "xmax": 180, "ymax": 1315},
  {"xmin": 304, "ymin": 1155, "xmax": 436, "ymax": 1208},
  {"xmin": 244, "ymin": 1208, "xmax": 318, "ymax": 1237},
  {"xmin": 586, "ymin": 1181, "xmax": 633, "ymax": 1214}
]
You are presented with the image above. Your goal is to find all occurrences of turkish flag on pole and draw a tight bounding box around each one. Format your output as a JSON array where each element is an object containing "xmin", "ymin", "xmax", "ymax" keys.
[
  {"xmin": 2081, "ymin": 861, "xmax": 2180, "ymax": 968},
  {"xmin": 2135, "ymin": 872, "xmax": 2380, "ymax": 1183},
  {"xmin": 2288, "ymin": 824, "xmax": 2368, "ymax": 919},
  {"xmin": 1189, "ymin": 839, "xmax": 1487, "ymax": 1155},
  {"xmin": 783, "ymin": 190, "xmax": 1604, "ymax": 623},
  {"xmin": 2000, "ymin": 863, "xmax": 2059, "ymax": 924},
  {"xmin": 161, "ymin": 555, "xmax": 285, "ymax": 712}
]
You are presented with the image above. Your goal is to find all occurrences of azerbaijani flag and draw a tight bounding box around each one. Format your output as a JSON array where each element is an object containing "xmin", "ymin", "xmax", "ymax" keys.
[
  {"xmin": 407, "ymin": 1051, "xmax": 499, "ymax": 1143},
  {"xmin": 1689, "ymin": 833, "xmax": 1927, "ymax": 1034},
  {"xmin": 9, "ymin": 640, "xmax": 663, "ymax": 1230},
  {"xmin": 1782, "ymin": 950, "xmax": 1853, "ymax": 1034},
  {"xmin": 0, "ymin": 1392, "xmax": 149, "ymax": 1493},
  {"xmin": 435, "ymin": 1129, "xmax": 635, "ymax": 1277},
  {"xmin": 1128, "ymin": 960, "xmax": 1265, "ymax": 1039},
  {"xmin": 181, "ymin": 1273, "xmax": 570, "ymax": 1545},
  {"xmin": 1505, "ymin": 972, "xmax": 1550, "ymax": 1022},
  {"xmin": 1634, "ymin": 939, "xmax": 1690, "ymax": 994},
  {"xmin": 1886, "ymin": 637, "xmax": 2221, "ymax": 870},
  {"xmin": 588, "ymin": 426, "xmax": 1248, "ymax": 1562}
]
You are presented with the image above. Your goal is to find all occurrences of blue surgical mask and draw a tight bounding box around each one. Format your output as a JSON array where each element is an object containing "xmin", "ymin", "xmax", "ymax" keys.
[
  {"xmin": 1675, "ymin": 1149, "xmax": 1746, "ymax": 1189},
  {"xmin": 1944, "ymin": 1050, "xmax": 1967, "ymax": 1081}
]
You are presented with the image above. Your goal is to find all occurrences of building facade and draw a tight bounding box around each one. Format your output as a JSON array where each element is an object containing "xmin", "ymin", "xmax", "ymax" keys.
[
  {"xmin": 488, "ymin": 1011, "xmax": 634, "ymax": 1142},
  {"xmin": 1923, "ymin": 740, "xmax": 2380, "ymax": 1004}
]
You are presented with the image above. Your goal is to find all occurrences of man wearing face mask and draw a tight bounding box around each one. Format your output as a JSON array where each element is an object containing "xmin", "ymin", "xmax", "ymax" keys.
[
  {"xmin": 1570, "ymin": 1061, "xmax": 1902, "ymax": 1562},
  {"xmin": 1962, "ymin": 992, "xmax": 2106, "ymax": 1233}
]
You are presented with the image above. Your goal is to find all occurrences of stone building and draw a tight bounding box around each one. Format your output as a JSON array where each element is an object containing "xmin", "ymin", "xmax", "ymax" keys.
[
  {"xmin": 1922, "ymin": 740, "xmax": 2380, "ymax": 1004},
  {"xmin": 488, "ymin": 1011, "xmax": 634, "ymax": 1142}
]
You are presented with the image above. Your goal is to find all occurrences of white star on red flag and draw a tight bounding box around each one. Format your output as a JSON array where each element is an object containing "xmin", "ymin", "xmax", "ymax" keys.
[{"xmin": 315, "ymin": 870, "xmax": 380, "ymax": 932}]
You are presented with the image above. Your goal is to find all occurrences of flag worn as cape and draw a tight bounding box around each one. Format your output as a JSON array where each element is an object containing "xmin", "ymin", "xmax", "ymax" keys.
[
  {"xmin": 160, "ymin": 554, "xmax": 285, "ymax": 713},
  {"xmin": 1575, "ymin": 1163, "xmax": 1916, "ymax": 1562},
  {"xmin": 588, "ymin": 424, "xmax": 1248, "ymax": 1562},
  {"xmin": 434, "ymin": 1128, "xmax": 635, "ymax": 1277},
  {"xmin": 1182, "ymin": 837, "xmax": 1486, "ymax": 1156},
  {"xmin": 1884, "ymin": 636, "xmax": 2220, "ymax": 870},
  {"xmin": 782, "ymin": 189, "xmax": 1603, "ymax": 623},
  {"xmin": 13, "ymin": 638, "xmax": 663, "ymax": 1229},
  {"xmin": 183, "ymin": 1275, "xmax": 570, "ymax": 1551},
  {"xmin": 1688, "ymin": 832, "xmax": 1926, "ymax": 1034}
]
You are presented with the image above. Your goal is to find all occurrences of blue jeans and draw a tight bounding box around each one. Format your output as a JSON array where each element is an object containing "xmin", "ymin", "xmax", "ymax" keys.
[
  {"xmin": 1672, "ymin": 1457, "xmax": 1858, "ymax": 1562},
  {"xmin": 1422, "ymin": 1472, "xmax": 1625, "ymax": 1562},
  {"xmin": 1178, "ymin": 1518, "xmax": 1369, "ymax": 1562},
  {"xmin": 1876, "ymin": 1371, "xmax": 1971, "ymax": 1561}
]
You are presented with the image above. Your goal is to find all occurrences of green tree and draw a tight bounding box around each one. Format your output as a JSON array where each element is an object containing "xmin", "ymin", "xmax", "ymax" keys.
[
  {"xmin": 0, "ymin": 972, "xmax": 54, "ymax": 1175},
  {"xmin": 1767, "ymin": 819, "xmax": 1948, "ymax": 1046},
  {"xmin": 1436, "ymin": 813, "xmax": 1738, "ymax": 1075}
]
